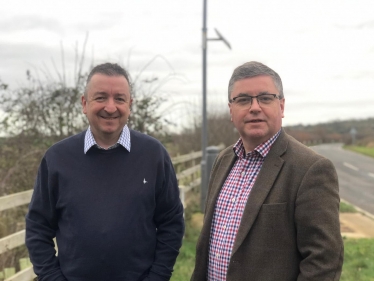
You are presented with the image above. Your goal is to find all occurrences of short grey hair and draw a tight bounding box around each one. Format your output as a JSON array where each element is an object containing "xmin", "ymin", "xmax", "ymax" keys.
[
  {"xmin": 228, "ymin": 61, "xmax": 284, "ymax": 101},
  {"xmin": 84, "ymin": 63, "xmax": 132, "ymax": 97}
]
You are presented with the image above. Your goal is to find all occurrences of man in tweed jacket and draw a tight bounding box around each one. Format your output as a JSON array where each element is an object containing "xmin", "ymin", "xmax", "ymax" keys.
[{"xmin": 191, "ymin": 61, "xmax": 343, "ymax": 281}]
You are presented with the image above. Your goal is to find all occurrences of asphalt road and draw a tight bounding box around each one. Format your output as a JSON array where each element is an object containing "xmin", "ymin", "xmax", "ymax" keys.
[{"xmin": 311, "ymin": 143, "xmax": 374, "ymax": 215}]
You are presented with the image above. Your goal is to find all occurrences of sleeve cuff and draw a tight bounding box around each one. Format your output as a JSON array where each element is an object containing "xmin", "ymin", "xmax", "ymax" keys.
[
  {"xmin": 38, "ymin": 269, "xmax": 67, "ymax": 281},
  {"xmin": 147, "ymin": 271, "xmax": 170, "ymax": 281}
]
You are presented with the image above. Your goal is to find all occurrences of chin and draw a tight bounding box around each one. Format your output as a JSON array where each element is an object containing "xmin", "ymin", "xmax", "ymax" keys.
[
  {"xmin": 246, "ymin": 128, "xmax": 267, "ymax": 137},
  {"xmin": 100, "ymin": 128, "xmax": 119, "ymax": 135}
]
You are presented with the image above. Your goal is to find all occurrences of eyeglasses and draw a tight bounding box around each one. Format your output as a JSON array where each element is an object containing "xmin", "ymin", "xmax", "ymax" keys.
[{"xmin": 229, "ymin": 93, "xmax": 281, "ymax": 109}]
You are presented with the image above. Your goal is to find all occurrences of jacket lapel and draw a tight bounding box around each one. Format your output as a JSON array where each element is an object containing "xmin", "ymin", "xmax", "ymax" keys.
[
  {"xmin": 203, "ymin": 151, "xmax": 236, "ymax": 235},
  {"xmin": 231, "ymin": 130, "xmax": 288, "ymax": 255}
]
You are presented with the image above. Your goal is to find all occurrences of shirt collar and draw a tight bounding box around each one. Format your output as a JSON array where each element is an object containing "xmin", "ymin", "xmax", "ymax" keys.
[
  {"xmin": 233, "ymin": 129, "xmax": 281, "ymax": 159},
  {"xmin": 84, "ymin": 125, "xmax": 131, "ymax": 154}
]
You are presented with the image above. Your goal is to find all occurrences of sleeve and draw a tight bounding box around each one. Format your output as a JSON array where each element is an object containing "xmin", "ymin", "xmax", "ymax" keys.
[
  {"xmin": 295, "ymin": 158, "xmax": 344, "ymax": 281},
  {"xmin": 148, "ymin": 153, "xmax": 185, "ymax": 281},
  {"xmin": 25, "ymin": 156, "xmax": 67, "ymax": 281}
]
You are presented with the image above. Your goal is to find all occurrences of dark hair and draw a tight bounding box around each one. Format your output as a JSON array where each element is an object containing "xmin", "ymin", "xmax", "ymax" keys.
[
  {"xmin": 84, "ymin": 63, "xmax": 132, "ymax": 97},
  {"xmin": 228, "ymin": 61, "xmax": 284, "ymax": 101}
]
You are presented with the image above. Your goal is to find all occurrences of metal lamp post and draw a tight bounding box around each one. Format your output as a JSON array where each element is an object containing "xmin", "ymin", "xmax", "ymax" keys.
[{"xmin": 201, "ymin": 0, "xmax": 231, "ymax": 211}]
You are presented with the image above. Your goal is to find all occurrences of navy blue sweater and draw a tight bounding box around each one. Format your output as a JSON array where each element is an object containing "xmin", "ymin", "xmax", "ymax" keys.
[{"xmin": 26, "ymin": 130, "xmax": 184, "ymax": 281}]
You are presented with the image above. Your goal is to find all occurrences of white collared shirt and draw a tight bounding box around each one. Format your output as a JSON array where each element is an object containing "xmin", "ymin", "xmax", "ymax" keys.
[{"xmin": 83, "ymin": 125, "xmax": 131, "ymax": 154}]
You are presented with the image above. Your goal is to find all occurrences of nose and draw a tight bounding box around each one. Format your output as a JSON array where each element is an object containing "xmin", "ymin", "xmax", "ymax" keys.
[
  {"xmin": 104, "ymin": 98, "xmax": 117, "ymax": 114},
  {"xmin": 249, "ymin": 97, "xmax": 261, "ymax": 112}
]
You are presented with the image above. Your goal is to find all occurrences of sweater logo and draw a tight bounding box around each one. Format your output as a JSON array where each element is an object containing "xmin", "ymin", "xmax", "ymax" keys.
[{"xmin": 143, "ymin": 178, "xmax": 147, "ymax": 184}]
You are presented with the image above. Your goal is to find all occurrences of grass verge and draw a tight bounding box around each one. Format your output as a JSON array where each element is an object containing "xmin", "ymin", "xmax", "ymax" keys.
[
  {"xmin": 341, "ymin": 238, "xmax": 374, "ymax": 281},
  {"xmin": 340, "ymin": 201, "xmax": 357, "ymax": 213},
  {"xmin": 344, "ymin": 146, "xmax": 374, "ymax": 158},
  {"xmin": 171, "ymin": 233, "xmax": 199, "ymax": 281},
  {"xmin": 171, "ymin": 197, "xmax": 202, "ymax": 281},
  {"xmin": 172, "ymin": 209, "xmax": 374, "ymax": 280}
]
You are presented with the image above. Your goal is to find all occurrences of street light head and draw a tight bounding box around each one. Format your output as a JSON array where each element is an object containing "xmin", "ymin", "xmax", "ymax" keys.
[{"xmin": 214, "ymin": 28, "xmax": 232, "ymax": 50}]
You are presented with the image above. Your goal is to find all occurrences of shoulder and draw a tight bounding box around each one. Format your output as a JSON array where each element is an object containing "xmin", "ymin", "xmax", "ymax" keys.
[
  {"xmin": 212, "ymin": 144, "xmax": 236, "ymax": 170},
  {"xmin": 217, "ymin": 144, "xmax": 235, "ymax": 158},
  {"xmin": 130, "ymin": 129, "xmax": 163, "ymax": 147},
  {"xmin": 45, "ymin": 131, "xmax": 85, "ymax": 156},
  {"xmin": 284, "ymin": 132, "xmax": 325, "ymax": 160},
  {"xmin": 130, "ymin": 129, "xmax": 169, "ymax": 156},
  {"xmin": 278, "ymin": 131, "xmax": 335, "ymax": 171}
]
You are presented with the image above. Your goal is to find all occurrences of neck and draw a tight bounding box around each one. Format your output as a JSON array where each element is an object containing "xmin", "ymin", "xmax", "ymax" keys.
[
  {"xmin": 93, "ymin": 133, "xmax": 120, "ymax": 149},
  {"xmin": 97, "ymin": 141, "xmax": 117, "ymax": 149},
  {"xmin": 243, "ymin": 144, "xmax": 255, "ymax": 155},
  {"xmin": 242, "ymin": 138, "xmax": 263, "ymax": 154}
]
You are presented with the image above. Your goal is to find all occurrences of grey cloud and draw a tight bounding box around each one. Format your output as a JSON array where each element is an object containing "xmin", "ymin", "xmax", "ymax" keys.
[
  {"xmin": 111, "ymin": 47, "xmax": 199, "ymax": 75},
  {"xmin": 0, "ymin": 42, "xmax": 82, "ymax": 88},
  {"xmin": 288, "ymin": 99, "xmax": 372, "ymax": 110},
  {"xmin": 71, "ymin": 12, "xmax": 124, "ymax": 31},
  {"xmin": 0, "ymin": 15, "xmax": 64, "ymax": 34},
  {"xmin": 335, "ymin": 20, "xmax": 374, "ymax": 30},
  {"xmin": 0, "ymin": 42, "xmax": 55, "ymax": 58},
  {"xmin": 332, "ymin": 71, "xmax": 374, "ymax": 79},
  {"xmin": 355, "ymin": 20, "xmax": 374, "ymax": 29}
]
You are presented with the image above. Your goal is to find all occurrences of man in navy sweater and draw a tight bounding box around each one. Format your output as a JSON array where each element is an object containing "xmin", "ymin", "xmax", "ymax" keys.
[{"xmin": 26, "ymin": 63, "xmax": 184, "ymax": 281}]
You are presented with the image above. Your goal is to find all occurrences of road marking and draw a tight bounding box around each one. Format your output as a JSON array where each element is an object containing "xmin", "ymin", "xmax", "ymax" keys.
[
  {"xmin": 369, "ymin": 173, "xmax": 374, "ymax": 179},
  {"xmin": 343, "ymin": 162, "xmax": 359, "ymax": 171}
]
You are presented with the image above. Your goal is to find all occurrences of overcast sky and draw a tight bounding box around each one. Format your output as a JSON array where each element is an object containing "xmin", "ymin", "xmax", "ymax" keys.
[{"xmin": 1, "ymin": 0, "xmax": 373, "ymax": 130}]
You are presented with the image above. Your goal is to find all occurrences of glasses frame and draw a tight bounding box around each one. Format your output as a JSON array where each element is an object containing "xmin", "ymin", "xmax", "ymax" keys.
[{"xmin": 229, "ymin": 93, "xmax": 281, "ymax": 108}]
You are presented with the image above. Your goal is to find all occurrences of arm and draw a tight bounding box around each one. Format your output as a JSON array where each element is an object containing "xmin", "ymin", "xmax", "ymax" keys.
[
  {"xmin": 26, "ymin": 157, "xmax": 67, "ymax": 281},
  {"xmin": 148, "ymin": 156, "xmax": 185, "ymax": 281},
  {"xmin": 295, "ymin": 158, "xmax": 344, "ymax": 281}
]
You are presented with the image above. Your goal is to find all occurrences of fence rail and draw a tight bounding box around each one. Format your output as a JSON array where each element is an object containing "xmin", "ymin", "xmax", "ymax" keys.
[
  {"xmin": 0, "ymin": 147, "xmax": 222, "ymax": 281},
  {"xmin": 0, "ymin": 191, "xmax": 33, "ymax": 212}
]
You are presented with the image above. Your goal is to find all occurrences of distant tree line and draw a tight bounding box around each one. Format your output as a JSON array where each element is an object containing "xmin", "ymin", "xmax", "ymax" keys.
[{"xmin": 284, "ymin": 118, "xmax": 374, "ymax": 146}]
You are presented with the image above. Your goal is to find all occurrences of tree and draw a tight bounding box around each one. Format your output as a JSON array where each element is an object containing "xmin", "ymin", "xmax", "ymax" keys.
[
  {"xmin": 128, "ymin": 54, "xmax": 186, "ymax": 137},
  {"xmin": 0, "ymin": 72, "xmax": 87, "ymax": 138},
  {"xmin": 0, "ymin": 36, "xmax": 89, "ymax": 140},
  {"xmin": 169, "ymin": 112, "xmax": 239, "ymax": 156}
]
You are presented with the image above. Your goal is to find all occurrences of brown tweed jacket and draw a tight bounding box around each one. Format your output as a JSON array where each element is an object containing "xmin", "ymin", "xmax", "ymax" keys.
[{"xmin": 191, "ymin": 129, "xmax": 343, "ymax": 281}]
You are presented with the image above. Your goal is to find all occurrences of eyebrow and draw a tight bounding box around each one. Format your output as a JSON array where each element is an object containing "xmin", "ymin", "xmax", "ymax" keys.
[
  {"xmin": 92, "ymin": 92, "xmax": 127, "ymax": 97},
  {"xmin": 236, "ymin": 91, "xmax": 271, "ymax": 97}
]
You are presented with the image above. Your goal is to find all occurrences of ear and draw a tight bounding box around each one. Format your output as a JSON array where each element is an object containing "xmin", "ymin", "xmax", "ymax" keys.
[
  {"xmin": 82, "ymin": 95, "xmax": 87, "ymax": 115},
  {"xmin": 228, "ymin": 102, "xmax": 233, "ymax": 122},
  {"xmin": 280, "ymin": 98, "xmax": 285, "ymax": 118},
  {"xmin": 129, "ymin": 98, "xmax": 133, "ymax": 108}
]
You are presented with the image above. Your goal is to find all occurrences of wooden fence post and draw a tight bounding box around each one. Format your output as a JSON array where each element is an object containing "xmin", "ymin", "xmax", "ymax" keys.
[{"xmin": 4, "ymin": 268, "xmax": 15, "ymax": 279}]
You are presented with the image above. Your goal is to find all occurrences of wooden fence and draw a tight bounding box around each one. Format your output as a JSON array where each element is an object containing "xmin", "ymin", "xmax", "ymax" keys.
[{"xmin": 0, "ymin": 147, "xmax": 222, "ymax": 281}]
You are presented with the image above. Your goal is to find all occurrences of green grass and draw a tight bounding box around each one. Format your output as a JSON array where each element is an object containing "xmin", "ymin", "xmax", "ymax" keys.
[
  {"xmin": 345, "ymin": 146, "xmax": 374, "ymax": 158},
  {"xmin": 172, "ymin": 211, "xmax": 374, "ymax": 280},
  {"xmin": 170, "ymin": 204, "xmax": 202, "ymax": 281},
  {"xmin": 340, "ymin": 201, "xmax": 357, "ymax": 213},
  {"xmin": 171, "ymin": 235, "xmax": 198, "ymax": 281},
  {"xmin": 341, "ymin": 238, "xmax": 374, "ymax": 281}
]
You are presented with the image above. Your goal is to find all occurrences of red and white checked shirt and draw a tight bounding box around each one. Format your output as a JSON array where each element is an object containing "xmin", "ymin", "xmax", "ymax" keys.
[{"xmin": 207, "ymin": 130, "xmax": 281, "ymax": 281}]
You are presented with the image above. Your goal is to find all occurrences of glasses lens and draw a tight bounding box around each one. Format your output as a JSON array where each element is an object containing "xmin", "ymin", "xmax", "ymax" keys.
[
  {"xmin": 258, "ymin": 94, "xmax": 276, "ymax": 106},
  {"xmin": 235, "ymin": 96, "xmax": 252, "ymax": 106}
]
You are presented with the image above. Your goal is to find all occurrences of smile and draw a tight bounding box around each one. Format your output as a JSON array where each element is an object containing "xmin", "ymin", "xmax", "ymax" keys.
[{"xmin": 247, "ymin": 119, "xmax": 264, "ymax": 123}]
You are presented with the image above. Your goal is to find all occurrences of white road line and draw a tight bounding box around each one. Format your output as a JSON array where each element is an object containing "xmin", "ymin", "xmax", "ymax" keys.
[
  {"xmin": 343, "ymin": 162, "xmax": 359, "ymax": 171},
  {"xmin": 369, "ymin": 173, "xmax": 374, "ymax": 179}
]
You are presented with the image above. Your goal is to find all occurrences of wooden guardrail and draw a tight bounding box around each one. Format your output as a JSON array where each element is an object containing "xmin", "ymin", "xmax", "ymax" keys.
[{"xmin": 0, "ymin": 146, "xmax": 223, "ymax": 281}]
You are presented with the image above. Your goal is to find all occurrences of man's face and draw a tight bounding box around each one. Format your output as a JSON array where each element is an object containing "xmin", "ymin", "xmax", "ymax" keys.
[
  {"xmin": 82, "ymin": 74, "xmax": 132, "ymax": 143},
  {"xmin": 229, "ymin": 75, "xmax": 285, "ymax": 151}
]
